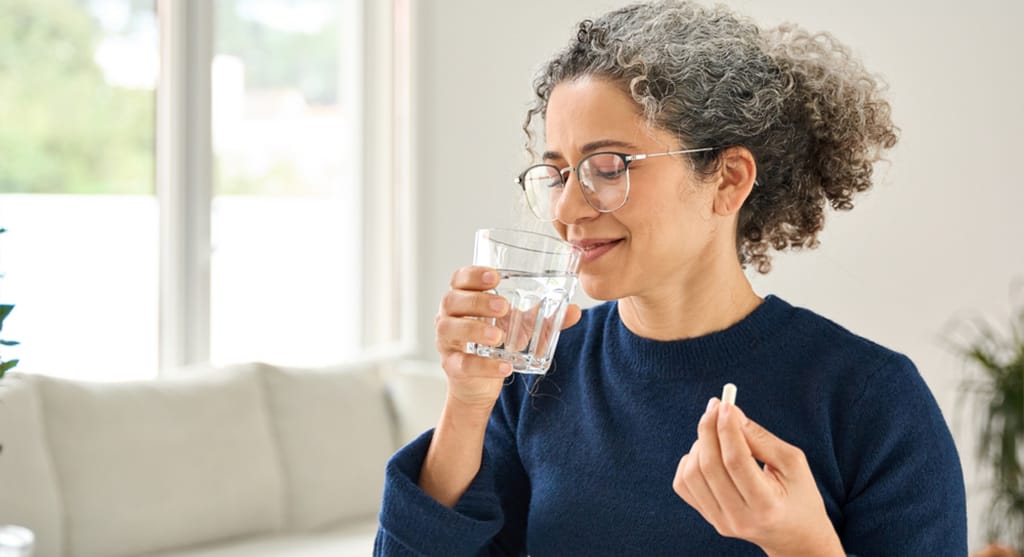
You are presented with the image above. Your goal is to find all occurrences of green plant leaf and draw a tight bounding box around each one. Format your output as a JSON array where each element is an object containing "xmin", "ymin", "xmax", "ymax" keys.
[
  {"xmin": 0, "ymin": 304, "xmax": 12, "ymax": 334},
  {"xmin": 0, "ymin": 359, "xmax": 18, "ymax": 377},
  {"xmin": 950, "ymin": 286, "xmax": 1024, "ymax": 545}
]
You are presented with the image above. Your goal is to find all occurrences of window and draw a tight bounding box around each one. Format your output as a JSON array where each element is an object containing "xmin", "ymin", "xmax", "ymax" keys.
[
  {"xmin": 209, "ymin": 0, "xmax": 362, "ymax": 366},
  {"xmin": 0, "ymin": 0, "xmax": 159, "ymax": 381},
  {"xmin": 0, "ymin": 0, "xmax": 410, "ymax": 381}
]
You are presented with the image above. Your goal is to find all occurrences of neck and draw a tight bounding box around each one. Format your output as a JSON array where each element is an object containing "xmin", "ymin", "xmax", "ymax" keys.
[{"xmin": 617, "ymin": 259, "xmax": 762, "ymax": 341}]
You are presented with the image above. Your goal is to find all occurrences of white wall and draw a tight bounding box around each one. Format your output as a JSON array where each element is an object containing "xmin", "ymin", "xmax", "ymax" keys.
[{"xmin": 411, "ymin": 1, "xmax": 1024, "ymax": 549}]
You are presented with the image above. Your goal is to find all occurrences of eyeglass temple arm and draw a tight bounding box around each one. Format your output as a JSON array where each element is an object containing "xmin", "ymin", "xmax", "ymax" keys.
[{"xmin": 626, "ymin": 147, "xmax": 718, "ymax": 162}]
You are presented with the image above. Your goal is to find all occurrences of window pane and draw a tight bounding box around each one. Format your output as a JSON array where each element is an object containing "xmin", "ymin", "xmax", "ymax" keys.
[
  {"xmin": 0, "ymin": 0, "xmax": 158, "ymax": 381},
  {"xmin": 211, "ymin": 0, "xmax": 361, "ymax": 366}
]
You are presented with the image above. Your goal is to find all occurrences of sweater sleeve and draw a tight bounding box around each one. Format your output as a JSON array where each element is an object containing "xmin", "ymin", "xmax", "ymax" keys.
[
  {"xmin": 374, "ymin": 385, "xmax": 531, "ymax": 556},
  {"xmin": 837, "ymin": 353, "xmax": 967, "ymax": 556}
]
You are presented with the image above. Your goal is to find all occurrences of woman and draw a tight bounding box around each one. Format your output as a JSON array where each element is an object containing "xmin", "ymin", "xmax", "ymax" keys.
[{"xmin": 376, "ymin": 1, "xmax": 967, "ymax": 555}]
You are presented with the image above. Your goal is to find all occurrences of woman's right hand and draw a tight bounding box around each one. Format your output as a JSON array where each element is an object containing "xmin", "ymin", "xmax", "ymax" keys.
[
  {"xmin": 423, "ymin": 265, "xmax": 581, "ymax": 508},
  {"xmin": 435, "ymin": 266, "xmax": 581, "ymax": 411},
  {"xmin": 434, "ymin": 266, "xmax": 514, "ymax": 411}
]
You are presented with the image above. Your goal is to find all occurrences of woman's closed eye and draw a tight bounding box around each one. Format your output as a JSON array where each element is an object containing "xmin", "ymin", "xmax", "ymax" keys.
[
  {"xmin": 546, "ymin": 175, "xmax": 566, "ymax": 189},
  {"xmin": 595, "ymin": 167, "xmax": 626, "ymax": 180}
]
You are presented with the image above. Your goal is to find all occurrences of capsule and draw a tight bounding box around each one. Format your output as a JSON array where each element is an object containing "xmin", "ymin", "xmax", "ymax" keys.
[{"xmin": 722, "ymin": 383, "xmax": 737, "ymax": 406}]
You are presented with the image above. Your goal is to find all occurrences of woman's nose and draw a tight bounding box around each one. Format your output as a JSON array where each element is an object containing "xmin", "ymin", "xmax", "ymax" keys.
[{"xmin": 553, "ymin": 172, "xmax": 599, "ymax": 225}]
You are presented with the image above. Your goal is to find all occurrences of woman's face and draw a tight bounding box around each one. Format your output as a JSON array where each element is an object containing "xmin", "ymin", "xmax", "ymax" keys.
[{"xmin": 545, "ymin": 75, "xmax": 725, "ymax": 301}]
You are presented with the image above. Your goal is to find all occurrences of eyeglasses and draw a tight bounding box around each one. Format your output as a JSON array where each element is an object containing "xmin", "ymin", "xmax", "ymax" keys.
[{"xmin": 514, "ymin": 147, "xmax": 718, "ymax": 221}]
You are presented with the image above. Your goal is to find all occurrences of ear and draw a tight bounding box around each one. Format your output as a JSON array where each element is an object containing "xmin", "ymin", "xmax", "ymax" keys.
[{"xmin": 712, "ymin": 147, "xmax": 757, "ymax": 217}]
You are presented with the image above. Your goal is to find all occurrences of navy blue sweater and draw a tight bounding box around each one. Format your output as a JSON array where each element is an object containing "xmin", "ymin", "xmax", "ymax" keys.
[{"xmin": 376, "ymin": 296, "xmax": 967, "ymax": 556}]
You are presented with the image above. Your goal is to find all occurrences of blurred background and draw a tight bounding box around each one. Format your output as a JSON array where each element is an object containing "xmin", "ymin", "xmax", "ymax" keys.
[{"xmin": 0, "ymin": 0, "xmax": 1021, "ymax": 551}]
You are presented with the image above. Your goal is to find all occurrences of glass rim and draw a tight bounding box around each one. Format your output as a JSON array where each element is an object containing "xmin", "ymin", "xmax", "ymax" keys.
[{"xmin": 476, "ymin": 228, "xmax": 581, "ymax": 256}]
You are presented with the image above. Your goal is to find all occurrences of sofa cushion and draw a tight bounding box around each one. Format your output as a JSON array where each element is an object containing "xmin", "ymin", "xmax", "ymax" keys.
[
  {"xmin": 383, "ymin": 360, "xmax": 447, "ymax": 446},
  {"xmin": 36, "ymin": 363, "xmax": 285, "ymax": 557},
  {"xmin": 262, "ymin": 361, "xmax": 396, "ymax": 531},
  {"xmin": 0, "ymin": 374, "xmax": 64, "ymax": 557},
  {"xmin": 146, "ymin": 518, "xmax": 379, "ymax": 557}
]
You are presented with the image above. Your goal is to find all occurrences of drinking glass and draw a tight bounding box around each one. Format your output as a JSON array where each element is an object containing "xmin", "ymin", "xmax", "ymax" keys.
[{"xmin": 468, "ymin": 228, "xmax": 581, "ymax": 374}]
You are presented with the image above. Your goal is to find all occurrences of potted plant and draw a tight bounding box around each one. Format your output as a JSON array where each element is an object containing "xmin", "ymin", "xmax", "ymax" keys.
[
  {"xmin": 951, "ymin": 287, "xmax": 1024, "ymax": 556},
  {"xmin": 0, "ymin": 227, "xmax": 17, "ymax": 380},
  {"xmin": 0, "ymin": 227, "xmax": 33, "ymax": 555},
  {"xmin": 0, "ymin": 226, "xmax": 19, "ymax": 462}
]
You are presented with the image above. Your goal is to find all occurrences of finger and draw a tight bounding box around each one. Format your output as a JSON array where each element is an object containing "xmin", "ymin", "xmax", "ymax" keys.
[
  {"xmin": 676, "ymin": 439, "xmax": 724, "ymax": 522},
  {"xmin": 442, "ymin": 351, "xmax": 513, "ymax": 380},
  {"xmin": 696, "ymin": 398, "xmax": 748, "ymax": 512},
  {"xmin": 561, "ymin": 303, "xmax": 582, "ymax": 329},
  {"xmin": 435, "ymin": 315, "xmax": 504, "ymax": 352},
  {"xmin": 738, "ymin": 406, "xmax": 806, "ymax": 479},
  {"xmin": 717, "ymin": 402, "xmax": 774, "ymax": 507},
  {"xmin": 673, "ymin": 454, "xmax": 698, "ymax": 505},
  {"xmin": 450, "ymin": 266, "xmax": 503, "ymax": 291},
  {"xmin": 440, "ymin": 289, "xmax": 509, "ymax": 319}
]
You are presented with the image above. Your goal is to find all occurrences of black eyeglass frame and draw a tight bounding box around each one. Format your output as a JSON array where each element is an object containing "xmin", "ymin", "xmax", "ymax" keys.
[{"xmin": 514, "ymin": 147, "xmax": 719, "ymax": 220}]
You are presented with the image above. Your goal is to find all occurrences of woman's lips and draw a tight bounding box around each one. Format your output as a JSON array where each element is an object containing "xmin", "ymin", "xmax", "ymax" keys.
[{"xmin": 574, "ymin": 239, "xmax": 623, "ymax": 263}]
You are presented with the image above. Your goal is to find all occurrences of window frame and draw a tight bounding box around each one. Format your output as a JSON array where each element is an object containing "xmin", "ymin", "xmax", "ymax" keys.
[{"xmin": 155, "ymin": 0, "xmax": 413, "ymax": 374}]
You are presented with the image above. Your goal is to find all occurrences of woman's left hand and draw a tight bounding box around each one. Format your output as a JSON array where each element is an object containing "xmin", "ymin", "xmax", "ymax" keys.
[{"xmin": 672, "ymin": 398, "xmax": 845, "ymax": 557}]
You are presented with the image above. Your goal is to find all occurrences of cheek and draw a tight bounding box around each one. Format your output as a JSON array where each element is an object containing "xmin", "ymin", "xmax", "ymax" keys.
[
  {"xmin": 621, "ymin": 205, "xmax": 678, "ymax": 257},
  {"xmin": 675, "ymin": 182, "xmax": 718, "ymax": 236},
  {"xmin": 627, "ymin": 189, "xmax": 716, "ymax": 254},
  {"xmin": 635, "ymin": 182, "xmax": 699, "ymax": 225},
  {"xmin": 675, "ymin": 178, "xmax": 714, "ymax": 216}
]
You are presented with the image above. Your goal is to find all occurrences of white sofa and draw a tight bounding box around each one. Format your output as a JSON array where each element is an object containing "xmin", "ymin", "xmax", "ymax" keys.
[{"xmin": 0, "ymin": 359, "xmax": 448, "ymax": 557}]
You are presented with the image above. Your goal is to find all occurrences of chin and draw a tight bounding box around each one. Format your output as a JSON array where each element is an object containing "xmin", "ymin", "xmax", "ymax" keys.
[{"xmin": 578, "ymin": 273, "xmax": 623, "ymax": 302}]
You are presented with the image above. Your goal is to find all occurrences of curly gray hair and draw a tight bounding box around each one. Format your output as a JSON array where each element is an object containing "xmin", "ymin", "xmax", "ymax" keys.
[{"xmin": 523, "ymin": 0, "xmax": 898, "ymax": 273}]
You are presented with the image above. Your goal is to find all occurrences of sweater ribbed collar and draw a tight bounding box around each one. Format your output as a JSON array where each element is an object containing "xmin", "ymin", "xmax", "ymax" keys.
[{"xmin": 601, "ymin": 295, "xmax": 794, "ymax": 380}]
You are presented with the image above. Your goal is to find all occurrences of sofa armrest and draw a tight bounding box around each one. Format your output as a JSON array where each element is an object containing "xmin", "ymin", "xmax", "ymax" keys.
[{"xmin": 0, "ymin": 374, "xmax": 64, "ymax": 557}]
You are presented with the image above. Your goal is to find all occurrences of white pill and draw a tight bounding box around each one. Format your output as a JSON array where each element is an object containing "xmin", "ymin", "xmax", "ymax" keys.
[{"xmin": 721, "ymin": 383, "xmax": 737, "ymax": 406}]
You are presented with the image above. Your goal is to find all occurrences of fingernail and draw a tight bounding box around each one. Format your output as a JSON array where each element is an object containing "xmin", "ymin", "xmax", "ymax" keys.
[
  {"xmin": 485, "ymin": 327, "xmax": 502, "ymax": 342},
  {"xmin": 499, "ymin": 362, "xmax": 513, "ymax": 375},
  {"xmin": 721, "ymin": 401, "xmax": 731, "ymax": 417},
  {"xmin": 489, "ymin": 297, "xmax": 506, "ymax": 313},
  {"xmin": 482, "ymin": 271, "xmax": 497, "ymax": 284}
]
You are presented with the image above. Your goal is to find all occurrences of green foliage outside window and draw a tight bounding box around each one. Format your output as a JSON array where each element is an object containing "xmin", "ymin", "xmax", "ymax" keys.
[
  {"xmin": 0, "ymin": 0, "xmax": 153, "ymax": 194},
  {"xmin": 216, "ymin": 1, "xmax": 341, "ymax": 106},
  {"xmin": 0, "ymin": 0, "xmax": 341, "ymax": 196}
]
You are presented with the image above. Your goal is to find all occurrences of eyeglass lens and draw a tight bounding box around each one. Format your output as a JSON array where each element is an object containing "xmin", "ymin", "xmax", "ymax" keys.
[{"xmin": 521, "ymin": 153, "xmax": 629, "ymax": 220}]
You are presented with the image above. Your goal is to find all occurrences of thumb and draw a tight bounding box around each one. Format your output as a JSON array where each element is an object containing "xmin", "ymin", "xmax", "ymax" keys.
[
  {"xmin": 736, "ymin": 406, "xmax": 804, "ymax": 477},
  {"xmin": 561, "ymin": 304, "xmax": 582, "ymax": 330}
]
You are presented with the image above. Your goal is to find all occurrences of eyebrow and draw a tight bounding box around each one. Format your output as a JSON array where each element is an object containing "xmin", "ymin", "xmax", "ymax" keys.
[{"xmin": 541, "ymin": 139, "xmax": 641, "ymax": 162}]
